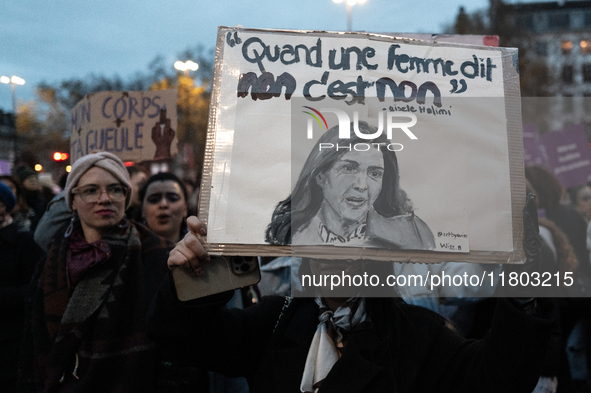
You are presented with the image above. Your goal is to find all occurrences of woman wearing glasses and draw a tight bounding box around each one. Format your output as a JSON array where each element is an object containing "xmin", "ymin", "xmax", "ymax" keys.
[{"xmin": 18, "ymin": 152, "xmax": 172, "ymax": 392}]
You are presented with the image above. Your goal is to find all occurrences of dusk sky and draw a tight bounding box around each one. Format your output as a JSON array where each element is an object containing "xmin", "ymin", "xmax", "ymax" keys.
[{"xmin": 0, "ymin": 0, "xmax": 547, "ymax": 112}]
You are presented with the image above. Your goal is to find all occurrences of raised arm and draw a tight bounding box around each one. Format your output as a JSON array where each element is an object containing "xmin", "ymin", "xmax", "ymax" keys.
[{"xmin": 147, "ymin": 216, "xmax": 285, "ymax": 379}]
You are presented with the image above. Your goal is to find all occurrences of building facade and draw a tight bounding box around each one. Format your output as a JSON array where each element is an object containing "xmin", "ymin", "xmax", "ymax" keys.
[
  {"xmin": 510, "ymin": 0, "xmax": 591, "ymax": 96},
  {"xmin": 0, "ymin": 110, "xmax": 16, "ymax": 174},
  {"xmin": 503, "ymin": 1, "xmax": 591, "ymax": 138}
]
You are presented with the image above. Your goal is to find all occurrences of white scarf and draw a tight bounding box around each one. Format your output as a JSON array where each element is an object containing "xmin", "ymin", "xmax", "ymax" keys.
[
  {"xmin": 0, "ymin": 215, "xmax": 13, "ymax": 229},
  {"xmin": 300, "ymin": 297, "xmax": 367, "ymax": 393}
]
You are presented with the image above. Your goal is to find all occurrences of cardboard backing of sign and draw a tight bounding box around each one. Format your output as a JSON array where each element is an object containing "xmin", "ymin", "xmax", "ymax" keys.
[
  {"xmin": 70, "ymin": 89, "xmax": 178, "ymax": 164},
  {"xmin": 198, "ymin": 27, "xmax": 525, "ymax": 264}
]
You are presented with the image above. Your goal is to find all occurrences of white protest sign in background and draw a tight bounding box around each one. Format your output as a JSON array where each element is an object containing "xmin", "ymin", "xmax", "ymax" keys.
[
  {"xmin": 70, "ymin": 89, "xmax": 178, "ymax": 164},
  {"xmin": 201, "ymin": 27, "xmax": 523, "ymax": 263}
]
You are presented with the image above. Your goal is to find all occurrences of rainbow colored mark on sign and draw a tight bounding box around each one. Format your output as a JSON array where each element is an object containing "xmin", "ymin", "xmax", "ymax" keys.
[{"xmin": 302, "ymin": 106, "xmax": 328, "ymax": 130}]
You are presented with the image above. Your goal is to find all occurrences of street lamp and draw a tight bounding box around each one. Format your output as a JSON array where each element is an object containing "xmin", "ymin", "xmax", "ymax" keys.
[
  {"xmin": 333, "ymin": 0, "xmax": 367, "ymax": 32},
  {"xmin": 1, "ymin": 75, "xmax": 25, "ymax": 116},
  {"xmin": 174, "ymin": 60, "xmax": 199, "ymax": 76}
]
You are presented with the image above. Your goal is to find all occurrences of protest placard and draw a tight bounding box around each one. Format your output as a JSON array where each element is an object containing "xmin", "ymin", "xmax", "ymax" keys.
[
  {"xmin": 70, "ymin": 90, "xmax": 178, "ymax": 164},
  {"xmin": 199, "ymin": 27, "xmax": 524, "ymax": 264},
  {"xmin": 380, "ymin": 33, "xmax": 499, "ymax": 47},
  {"xmin": 540, "ymin": 124, "xmax": 591, "ymax": 189}
]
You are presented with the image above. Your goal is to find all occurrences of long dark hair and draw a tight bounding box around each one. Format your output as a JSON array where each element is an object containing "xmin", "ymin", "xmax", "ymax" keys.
[
  {"xmin": 524, "ymin": 165, "xmax": 565, "ymax": 210},
  {"xmin": 265, "ymin": 121, "xmax": 413, "ymax": 245}
]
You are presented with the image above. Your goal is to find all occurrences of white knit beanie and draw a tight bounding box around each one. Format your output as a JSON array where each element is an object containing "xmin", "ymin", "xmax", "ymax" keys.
[{"xmin": 64, "ymin": 152, "xmax": 132, "ymax": 210}]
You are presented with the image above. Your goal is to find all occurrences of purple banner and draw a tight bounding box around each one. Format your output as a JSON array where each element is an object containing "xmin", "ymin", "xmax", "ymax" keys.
[
  {"xmin": 540, "ymin": 124, "xmax": 591, "ymax": 189},
  {"xmin": 0, "ymin": 160, "xmax": 11, "ymax": 175}
]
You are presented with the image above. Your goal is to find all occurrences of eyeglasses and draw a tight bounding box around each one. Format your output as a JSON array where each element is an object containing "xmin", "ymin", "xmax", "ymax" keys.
[
  {"xmin": 145, "ymin": 192, "xmax": 182, "ymax": 205},
  {"xmin": 72, "ymin": 184, "xmax": 128, "ymax": 204}
]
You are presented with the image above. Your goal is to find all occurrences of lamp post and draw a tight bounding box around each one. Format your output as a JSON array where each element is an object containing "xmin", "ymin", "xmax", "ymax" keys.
[
  {"xmin": 332, "ymin": 0, "xmax": 367, "ymax": 32},
  {"xmin": 1, "ymin": 75, "xmax": 25, "ymax": 116},
  {"xmin": 174, "ymin": 60, "xmax": 199, "ymax": 77}
]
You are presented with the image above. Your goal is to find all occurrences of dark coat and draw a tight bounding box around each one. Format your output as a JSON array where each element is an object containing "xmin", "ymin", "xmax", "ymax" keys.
[
  {"xmin": 547, "ymin": 204, "xmax": 589, "ymax": 269},
  {"xmin": 18, "ymin": 222, "xmax": 173, "ymax": 393},
  {"xmin": 147, "ymin": 277, "xmax": 558, "ymax": 393},
  {"xmin": 0, "ymin": 223, "xmax": 44, "ymax": 388}
]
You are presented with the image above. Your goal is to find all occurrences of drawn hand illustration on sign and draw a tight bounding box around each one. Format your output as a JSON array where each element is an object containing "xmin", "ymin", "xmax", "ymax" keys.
[{"xmin": 151, "ymin": 107, "xmax": 176, "ymax": 160}]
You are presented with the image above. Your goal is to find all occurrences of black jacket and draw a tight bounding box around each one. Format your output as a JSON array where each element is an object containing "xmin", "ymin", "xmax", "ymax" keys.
[
  {"xmin": 147, "ymin": 275, "xmax": 557, "ymax": 393},
  {"xmin": 0, "ymin": 223, "xmax": 44, "ymax": 387}
]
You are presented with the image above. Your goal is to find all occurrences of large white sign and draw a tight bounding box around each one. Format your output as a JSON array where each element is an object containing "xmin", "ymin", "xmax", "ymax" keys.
[{"xmin": 200, "ymin": 27, "xmax": 524, "ymax": 264}]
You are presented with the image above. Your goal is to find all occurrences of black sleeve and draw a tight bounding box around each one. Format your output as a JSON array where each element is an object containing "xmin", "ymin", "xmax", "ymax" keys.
[
  {"xmin": 146, "ymin": 273, "xmax": 286, "ymax": 378},
  {"xmin": 0, "ymin": 231, "xmax": 45, "ymax": 313},
  {"xmin": 415, "ymin": 298, "xmax": 558, "ymax": 393},
  {"xmin": 33, "ymin": 191, "xmax": 70, "ymax": 253}
]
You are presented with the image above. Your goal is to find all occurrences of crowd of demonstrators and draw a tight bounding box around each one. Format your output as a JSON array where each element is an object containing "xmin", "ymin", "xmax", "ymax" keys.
[
  {"xmin": 433, "ymin": 180, "xmax": 577, "ymax": 392},
  {"xmin": 527, "ymin": 166, "xmax": 590, "ymax": 275},
  {"xmin": 2, "ymin": 149, "xmax": 589, "ymax": 393},
  {"xmin": 525, "ymin": 166, "xmax": 591, "ymax": 393},
  {"xmin": 379, "ymin": 181, "xmax": 579, "ymax": 393},
  {"xmin": 429, "ymin": 169, "xmax": 591, "ymax": 393},
  {"xmin": 146, "ymin": 212, "xmax": 557, "ymax": 393},
  {"xmin": 144, "ymin": 157, "xmax": 587, "ymax": 393},
  {"xmin": 0, "ymin": 182, "xmax": 44, "ymax": 392},
  {"xmin": 0, "ymin": 168, "xmax": 61, "ymax": 392}
]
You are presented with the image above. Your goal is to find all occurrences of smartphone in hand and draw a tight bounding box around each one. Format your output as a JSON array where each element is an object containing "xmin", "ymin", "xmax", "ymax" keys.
[{"xmin": 172, "ymin": 256, "xmax": 261, "ymax": 301}]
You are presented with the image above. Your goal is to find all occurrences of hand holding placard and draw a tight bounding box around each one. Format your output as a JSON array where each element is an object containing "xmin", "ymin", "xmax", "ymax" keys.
[
  {"xmin": 168, "ymin": 216, "xmax": 261, "ymax": 300},
  {"xmin": 168, "ymin": 216, "xmax": 210, "ymax": 277}
]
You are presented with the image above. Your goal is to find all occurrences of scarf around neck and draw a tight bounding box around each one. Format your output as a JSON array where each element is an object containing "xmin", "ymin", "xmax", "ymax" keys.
[
  {"xmin": 66, "ymin": 225, "xmax": 111, "ymax": 292},
  {"xmin": 300, "ymin": 297, "xmax": 367, "ymax": 393}
]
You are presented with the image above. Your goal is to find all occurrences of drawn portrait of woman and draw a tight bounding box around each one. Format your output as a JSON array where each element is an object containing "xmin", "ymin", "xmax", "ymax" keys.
[{"xmin": 265, "ymin": 121, "xmax": 435, "ymax": 250}]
